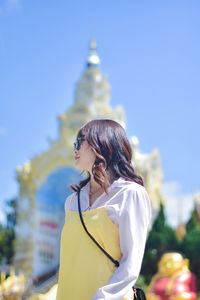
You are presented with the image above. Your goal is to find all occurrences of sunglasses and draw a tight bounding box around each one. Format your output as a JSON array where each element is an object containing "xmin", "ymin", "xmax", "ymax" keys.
[{"xmin": 74, "ymin": 138, "xmax": 85, "ymax": 150}]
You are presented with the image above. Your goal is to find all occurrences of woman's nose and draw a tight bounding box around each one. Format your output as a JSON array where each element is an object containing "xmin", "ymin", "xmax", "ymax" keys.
[{"xmin": 74, "ymin": 148, "xmax": 78, "ymax": 154}]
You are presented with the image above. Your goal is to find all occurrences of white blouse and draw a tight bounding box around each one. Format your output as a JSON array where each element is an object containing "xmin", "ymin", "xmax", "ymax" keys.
[{"xmin": 64, "ymin": 177, "xmax": 151, "ymax": 300}]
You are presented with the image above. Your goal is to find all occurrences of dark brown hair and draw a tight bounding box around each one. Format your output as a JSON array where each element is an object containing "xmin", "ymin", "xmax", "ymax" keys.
[{"xmin": 71, "ymin": 119, "xmax": 143, "ymax": 193}]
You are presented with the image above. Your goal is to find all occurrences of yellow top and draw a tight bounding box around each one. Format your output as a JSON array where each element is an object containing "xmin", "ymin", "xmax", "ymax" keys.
[{"xmin": 56, "ymin": 187, "xmax": 133, "ymax": 300}]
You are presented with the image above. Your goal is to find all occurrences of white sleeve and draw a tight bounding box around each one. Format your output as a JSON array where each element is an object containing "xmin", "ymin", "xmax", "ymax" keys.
[
  {"xmin": 64, "ymin": 193, "xmax": 74, "ymax": 214},
  {"xmin": 91, "ymin": 187, "xmax": 151, "ymax": 300}
]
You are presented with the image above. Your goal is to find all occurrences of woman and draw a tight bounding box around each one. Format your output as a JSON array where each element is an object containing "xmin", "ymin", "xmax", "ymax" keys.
[{"xmin": 56, "ymin": 119, "xmax": 151, "ymax": 300}]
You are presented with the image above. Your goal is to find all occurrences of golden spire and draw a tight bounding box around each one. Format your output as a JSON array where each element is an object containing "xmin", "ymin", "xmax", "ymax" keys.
[
  {"xmin": 87, "ymin": 38, "xmax": 100, "ymax": 67},
  {"xmin": 90, "ymin": 39, "xmax": 97, "ymax": 50}
]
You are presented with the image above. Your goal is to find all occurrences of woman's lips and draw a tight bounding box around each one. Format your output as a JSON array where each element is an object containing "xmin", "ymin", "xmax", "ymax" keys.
[{"xmin": 75, "ymin": 156, "xmax": 80, "ymax": 160}]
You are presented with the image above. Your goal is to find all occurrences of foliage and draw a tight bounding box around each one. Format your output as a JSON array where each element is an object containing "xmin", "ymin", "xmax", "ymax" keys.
[
  {"xmin": 0, "ymin": 197, "xmax": 17, "ymax": 264},
  {"xmin": 140, "ymin": 202, "xmax": 179, "ymax": 283},
  {"xmin": 135, "ymin": 274, "xmax": 148, "ymax": 291},
  {"xmin": 177, "ymin": 210, "xmax": 200, "ymax": 283}
]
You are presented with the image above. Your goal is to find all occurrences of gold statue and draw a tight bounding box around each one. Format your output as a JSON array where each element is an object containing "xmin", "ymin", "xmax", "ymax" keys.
[
  {"xmin": 147, "ymin": 252, "xmax": 197, "ymax": 300},
  {"xmin": 0, "ymin": 267, "xmax": 26, "ymax": 299}
]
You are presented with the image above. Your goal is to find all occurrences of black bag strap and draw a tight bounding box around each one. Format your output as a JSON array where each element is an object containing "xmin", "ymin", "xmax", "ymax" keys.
[{"xmin": 77, "ymin": 190, "xmax": 119, "ymax": 267}]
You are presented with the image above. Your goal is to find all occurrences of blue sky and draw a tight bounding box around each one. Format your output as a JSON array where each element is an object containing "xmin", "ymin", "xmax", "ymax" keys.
[{"xmin": 0, "ymin": 0, "xmax": 200, "ymax": 225}]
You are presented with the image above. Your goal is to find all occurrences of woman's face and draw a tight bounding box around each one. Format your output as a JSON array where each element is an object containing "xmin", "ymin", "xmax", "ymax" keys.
[{"xmin": 74, "ymin": 138, "xmax": 96, "ymax": 173}]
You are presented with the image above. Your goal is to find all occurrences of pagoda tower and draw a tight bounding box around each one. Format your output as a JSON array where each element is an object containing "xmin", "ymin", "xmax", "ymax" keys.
[{"xmin": 58, "ymin": 40, "xmax": 126, "ymax": 138}]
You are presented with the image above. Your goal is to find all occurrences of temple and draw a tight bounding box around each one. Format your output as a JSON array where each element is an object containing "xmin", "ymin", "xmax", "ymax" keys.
[{"xmin": 14, "ymin": 40, "xmax": 163, "ymax": 279}]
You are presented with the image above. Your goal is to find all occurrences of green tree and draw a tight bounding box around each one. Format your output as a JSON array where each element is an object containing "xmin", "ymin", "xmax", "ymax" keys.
[
  {"xmin": 0, "ymin": 197, "xmax": 17, "ymax": 264},
  {"xmin": 0, "ymin": 223, "xmax": 5, "ymax": 263},
  {"xmin": 177, "ymin": 210, "xmax": 200, "ymax": 284},
  {"xmin": 141, "ymin": 202, "xmax": 179, "ymax": 283}
]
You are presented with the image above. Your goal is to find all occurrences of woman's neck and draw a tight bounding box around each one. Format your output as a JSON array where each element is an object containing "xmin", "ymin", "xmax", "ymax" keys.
[
  {"xmin": 89, "ymin": 171, "xmax": 117, "ymax": 192},
  {"xmin": 89, "ymin": 176, "xmax": 102, "ymax": 193},
  {"xmin": 88, "ymin": 172, "xmax": 118, "ymax": 207}
]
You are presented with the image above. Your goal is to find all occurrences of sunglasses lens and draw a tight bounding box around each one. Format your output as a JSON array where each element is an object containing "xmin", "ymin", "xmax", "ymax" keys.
[
  {"xmin": 77, "ymin": 140, "xmax": 80, "ymax": 150},
  {"xmin": 74, "ymin": 139, "xmax": 80, "ymax": 150}
]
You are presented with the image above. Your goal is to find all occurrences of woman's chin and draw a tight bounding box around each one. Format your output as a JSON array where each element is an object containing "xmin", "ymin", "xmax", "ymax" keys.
[{"xmin": 74, "ymin": 161, "xmax": 83, "ymax": 170}]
